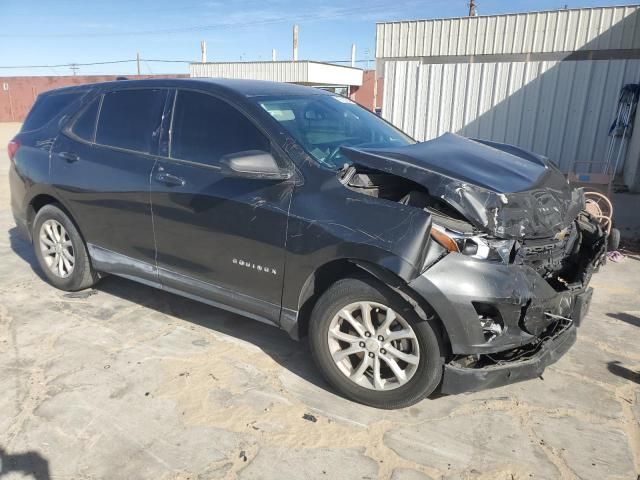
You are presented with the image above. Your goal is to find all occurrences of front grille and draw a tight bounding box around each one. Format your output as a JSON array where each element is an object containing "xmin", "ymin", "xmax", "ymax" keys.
[{"xmin": 516, "ymin": 223, "xmax": 577, "ymax": 278}]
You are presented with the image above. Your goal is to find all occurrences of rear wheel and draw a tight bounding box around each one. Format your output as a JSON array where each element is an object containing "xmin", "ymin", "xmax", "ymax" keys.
[
  {"xmin": 309, "ymin": 276, "xmax": 444, "ymax": 409},
  {"xmin": 33, "ymin": 204, "xmax": 98, "ymax": 291}
]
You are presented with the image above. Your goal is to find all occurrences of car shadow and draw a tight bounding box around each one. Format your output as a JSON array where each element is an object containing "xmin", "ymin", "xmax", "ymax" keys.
[
  {"xmin": 607, "ymin": 361, "xmax": 640, "ymax": 385},
  {"xmin": 8, "ymin": 226, "xmax": 451, "ymax": 403},
  {"xmin": 607, "ymin": 312, "xmax": 640, "ymax": 328},
  {"xmin": 7, "ymin": 227, "xmax": 331, "ymax": 394},
  {"xmin": 0, "ymin": 446, "xmax": 50, "ymax": 480},
  {"xmin": 96, "ymin": 275, "xmax": 332, "ymax": 390},
  {"xmin": 8, "ymin": 227, "xmax": 47, "ymax": 282}
]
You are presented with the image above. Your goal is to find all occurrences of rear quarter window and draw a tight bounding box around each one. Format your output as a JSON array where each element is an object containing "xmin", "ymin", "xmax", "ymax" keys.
[
  {"xmin": 69, "ymin": 96, "xmax": 101, "ymax": 142},
  {"xmin": 22, "ymin": 92, "xmax": 83, "ymax": 132}
]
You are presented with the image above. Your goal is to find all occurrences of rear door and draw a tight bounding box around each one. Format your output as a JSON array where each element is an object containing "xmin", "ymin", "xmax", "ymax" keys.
[
  {"xmin": 150, "ymin": 89, "xmax": 294, "ymax": 324},
  {"xmin": 51, "ymin": 88, "xmax": 168, "ymax": 283}
]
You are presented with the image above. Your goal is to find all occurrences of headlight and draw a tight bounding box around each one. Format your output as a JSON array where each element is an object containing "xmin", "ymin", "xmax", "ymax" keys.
[{"xmin": 430, "ymin": 225, "xmax": 516, "ymax": 264}]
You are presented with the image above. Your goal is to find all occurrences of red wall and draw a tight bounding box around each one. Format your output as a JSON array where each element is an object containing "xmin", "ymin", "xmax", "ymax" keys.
[
  {"xmin": 0, "ymin": 74, "xmax": 188, "ymax": 122},
  {"xmin": 350, "ymin": 70, "xmax": 383, "ymax": 112},
  {"xmin": 1, "ymin": 72, "xmax": 382, "ymax": 121}
]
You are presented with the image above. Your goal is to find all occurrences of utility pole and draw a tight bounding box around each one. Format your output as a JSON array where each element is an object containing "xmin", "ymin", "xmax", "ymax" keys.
[
  {"xmin": 136, "ymin": 52, "xmax": 141, "ymax": 75},
  {"xmin": 468, "ymin": 0, "xmax": 477, "ymax": 16},
  {"xmin": 200, "ymin": 41, "xmax": 207, "ymax": 63},
  {"xmin": 69, "ymin": 63, "xmax": 79, "ymax": 76},
  {"xmin": 293, "ymin": 24, "xmax": 299, "ymax": 61}
]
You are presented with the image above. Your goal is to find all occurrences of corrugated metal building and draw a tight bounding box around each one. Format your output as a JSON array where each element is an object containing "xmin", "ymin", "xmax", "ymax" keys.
[{"xmin": 376, "ymin": 5, "xmax": 640, "ymax": 189}]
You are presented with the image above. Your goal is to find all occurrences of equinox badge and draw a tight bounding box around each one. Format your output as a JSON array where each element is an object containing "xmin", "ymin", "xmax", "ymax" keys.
[{"xmin": 233, "ymin": 258, "xmax": 277, "ymax": 275}]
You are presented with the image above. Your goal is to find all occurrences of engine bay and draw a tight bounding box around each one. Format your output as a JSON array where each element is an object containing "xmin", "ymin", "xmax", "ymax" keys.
[{"xmin": 341, "ymin": 166, "xmax": 607, "ymax": 292}]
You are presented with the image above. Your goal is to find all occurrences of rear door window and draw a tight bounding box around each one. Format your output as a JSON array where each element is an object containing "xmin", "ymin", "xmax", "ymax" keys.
[
  {"xmin": 96, "ymin": 89, "xmax": 167, "ymax": 153},
  {"xmin": 70, "ymin": 96, "xmax": 101, "ymax": 142},
  {"xmin": 22, "ymin": 92, "xmax": 83, "ymax": 131},
  {"xmin": 170, "ymin": 90, "xmax": 270, "ymax": 166}
]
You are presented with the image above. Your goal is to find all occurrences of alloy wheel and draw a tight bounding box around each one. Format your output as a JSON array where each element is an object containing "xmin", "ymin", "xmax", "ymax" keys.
[
  {"xmin": 39, "ymin": 219, "xmax": 75, "ymax": 278},
  {"xmin": 327, "ymin": 301, "xmax": 420, "ymax": 391}
]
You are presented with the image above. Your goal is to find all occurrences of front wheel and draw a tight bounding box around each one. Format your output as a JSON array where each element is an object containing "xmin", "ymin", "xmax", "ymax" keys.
[
  {"xmin": 33, "ymin": 204, "xmax": 98, "ymax": 291},
  {"xmin": 309, "ymin": 277, "xmax": 444, "ymax": 409}
]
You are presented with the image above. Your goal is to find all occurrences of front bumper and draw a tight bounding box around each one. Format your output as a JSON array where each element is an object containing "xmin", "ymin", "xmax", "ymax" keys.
[
  {"xmin": 409, "ymin": 230, "xmax": 602, "ymax": 393},
  {"xmin": 409, "ymin": 253, "xmax": 590, "ymax": 355},
  {"xmin": 440, "ymin": 321, "xmax": 576, "ymax": 394}
]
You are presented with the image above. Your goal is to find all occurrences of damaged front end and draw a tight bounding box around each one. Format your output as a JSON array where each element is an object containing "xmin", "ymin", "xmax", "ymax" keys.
[{"xmin": 340, "ymin": 133, "xmax": 607, "ymax": 393}]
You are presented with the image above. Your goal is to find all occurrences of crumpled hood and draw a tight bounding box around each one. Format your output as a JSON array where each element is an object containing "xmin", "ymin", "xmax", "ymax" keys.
[{"xmin": 342, "ymin": 133, "xmax": 584, "ymax": 239}]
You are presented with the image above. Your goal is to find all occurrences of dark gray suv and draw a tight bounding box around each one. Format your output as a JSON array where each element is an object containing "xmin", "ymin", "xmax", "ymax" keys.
[{"xmin": 9, "ymin": 78, "xmax": 606, "ymax": 408}]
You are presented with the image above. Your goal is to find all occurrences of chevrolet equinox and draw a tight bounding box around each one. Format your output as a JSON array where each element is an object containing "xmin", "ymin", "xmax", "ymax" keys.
[{"xmin": 9, "ymin": 79, "xmax": 607, "ymax": 409}]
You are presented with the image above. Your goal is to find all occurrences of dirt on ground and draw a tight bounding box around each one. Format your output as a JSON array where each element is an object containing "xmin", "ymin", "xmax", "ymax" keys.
[{"xmin": 0, "ymin": 122, "xmax": 638, "ymax": 480}]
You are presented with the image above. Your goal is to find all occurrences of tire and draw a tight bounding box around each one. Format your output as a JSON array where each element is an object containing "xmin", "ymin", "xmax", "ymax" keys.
[
  {"xmin": 608, "ymin": 227, "xmax": 620, "ymax": 251},
  {"xmin": 33, "ymin": 204, "xmax": 98, "ymax": 291},
  {"xmin": 309, "ymin": 276, "xmax": 444, "ymax": 409}
]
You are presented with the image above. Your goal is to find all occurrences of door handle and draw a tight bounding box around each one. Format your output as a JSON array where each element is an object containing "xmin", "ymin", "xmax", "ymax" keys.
[
  {"xmin": 59, "ymin": 151, "xmax": 79, "ymax": 163},
  {"xmin": 155, "ymin": 171, "xmax": 186, "ymax": 187}
]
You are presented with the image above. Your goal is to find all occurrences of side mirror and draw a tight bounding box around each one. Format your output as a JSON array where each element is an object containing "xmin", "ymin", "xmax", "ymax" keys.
[{"xmin": 220, "ymin": 150, "xmax": 293, "ymax": 180}]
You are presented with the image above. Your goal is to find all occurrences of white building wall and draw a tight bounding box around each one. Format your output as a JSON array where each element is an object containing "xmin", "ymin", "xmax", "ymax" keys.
[
  {"xmin": 377, "ymin": 5, "xmax": 640, "ymax": 58},
  {"xmin": 190, "ymin": 62, "xmax": 309, "ymax": 83},
  {"xmin": 377, "ymin": 5, "xmax": 640, "ymax": 176},
  {"xmin": 190, "ymin": 61, "xmax": 363, "ymax": 86},
  {"xmin": 382, "ymin": 58, "xmax": 640, "ymax": 172}
]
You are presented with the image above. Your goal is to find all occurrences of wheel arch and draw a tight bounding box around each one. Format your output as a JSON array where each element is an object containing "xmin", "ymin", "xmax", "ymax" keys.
[
  {"xmin": 292, "ymin": 258, "xmax": 452, "ymax": 355},
  {"xmin": 27, "ymin": 192, "xmax": 83, "ymax": 244}
]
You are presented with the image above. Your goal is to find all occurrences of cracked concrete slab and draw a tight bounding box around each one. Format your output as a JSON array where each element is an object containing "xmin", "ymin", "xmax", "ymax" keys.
[
  {"xmin": 0, "ymin": 122, "xmax": 638, "ymax": 479},
  {"xmin": 237, "ymin": 447, "xmax": 380, "ymax": 480},
  {"xmin": 390, "ymin": 468, "xmax": 434, "ymax": 480},
  {"xmin": 384, "ymin": 410, "xmax": 561, "ymax": 479},
  {"xmin": 530, "ymin": 413, "xmax": 636, "ymax": 479},
  {"xmin": 509, "ymin": 369, "xmax": 624, "ymax": 419}
]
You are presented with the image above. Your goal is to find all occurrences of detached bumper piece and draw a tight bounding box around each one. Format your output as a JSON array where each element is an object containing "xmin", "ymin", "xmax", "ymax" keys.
[{"xmin": 440, "ymin": 320, "xmax": 576, "ymax": 394}]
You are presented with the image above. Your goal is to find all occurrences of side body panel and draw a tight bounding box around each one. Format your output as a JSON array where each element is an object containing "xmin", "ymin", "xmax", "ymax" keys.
[
  {"xmin": 149, "ymin": 88, "xmax": 295, "ymax": 325},
  {"xmin": 9, "ymin": 89, "xmax": 91, "ymax": 240},
  {"xmin": 151, "ymin": 158, "xmax": 294, "ymax": 323},
  {"xmin": 9, "ymin": 132, "xmax": 54, "ymax": 239},
  {"xmin": 280, "ymin": 146, "xmax": 433, "ymax": 315},
  {"xmin": 50, "ymin": 133, "xmax": 158, "ymax": 267},
  {"xmin": 48, "ymin": 86, "xmax": 170, "ymax": 276}
]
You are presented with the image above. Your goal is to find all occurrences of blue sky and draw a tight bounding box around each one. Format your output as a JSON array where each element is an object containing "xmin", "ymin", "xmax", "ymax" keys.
[{"xmin": 1, "ymin": 0, "xmax": 638, "ymax": 76}]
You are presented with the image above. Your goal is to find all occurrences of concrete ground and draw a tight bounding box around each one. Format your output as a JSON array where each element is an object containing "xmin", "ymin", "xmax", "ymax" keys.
[{"xmin": 0, "ymin": 121, "xmax": 638, "ymax": 480}]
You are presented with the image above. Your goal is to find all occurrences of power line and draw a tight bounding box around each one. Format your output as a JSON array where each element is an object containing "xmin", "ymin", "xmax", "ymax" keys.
[
  {"xmin": 0, "ymin": 2, "xmax": 406, "ymax": 38},
  {"xmin": 0, "ymin": 59, "xmax": 140, "ymax": 69},
  {"xmin": 0, "ymin": 58, "xmax": 373, "ymax": 70}
]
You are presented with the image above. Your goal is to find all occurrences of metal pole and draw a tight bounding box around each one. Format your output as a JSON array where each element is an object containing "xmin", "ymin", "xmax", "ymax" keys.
[
  {"xmin": 468, "ymin": 0, "xmax": 477, "ymax": 16},
  {"xmin": 8, "ymin": 88, "xmax": 14, "ymax": 122},
  {"xmin": 293, "ymin": 24, "xmax": 299, "ymax": 61},
  {"xmin": 200, "ymin": 41, "xmax": 207, "ymax": 63},
  {"xmin": 603, "ymin": 91, "xmax": 626, "ymax": 173},
  {"xmin": 373, "ymin": 71, "xmax": 378, "ymax": 112},
  {"xmin": 605, "ymin": 90, "xmax": 630, "ymax": 173},
  {"xmin": 136, "ymin": 52, "xmax": 141, "ymax": 75},
  {"xmin": 272, "ymin": 49, "xmax": 277, "ymax": 61},
  {"xmin": 611, "ymin": 92, "xmax": 636, "ymax": 176}
]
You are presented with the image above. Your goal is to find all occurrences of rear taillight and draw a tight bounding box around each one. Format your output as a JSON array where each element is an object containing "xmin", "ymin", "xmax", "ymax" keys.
[{"xmin": 8, "ymin": 139, "xmax": 20, "ymax": 162}]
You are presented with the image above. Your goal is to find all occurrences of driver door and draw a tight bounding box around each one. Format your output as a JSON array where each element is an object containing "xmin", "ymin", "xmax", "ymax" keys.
[{"xmin": 150, "ymin": 89, "xmax": 294, "ymax": 324}]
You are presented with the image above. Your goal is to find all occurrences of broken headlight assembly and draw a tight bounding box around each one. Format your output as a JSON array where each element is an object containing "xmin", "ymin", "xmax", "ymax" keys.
[{"xmin": 430, "ymin": 225, "xmax": 517, "ymax": 264}]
